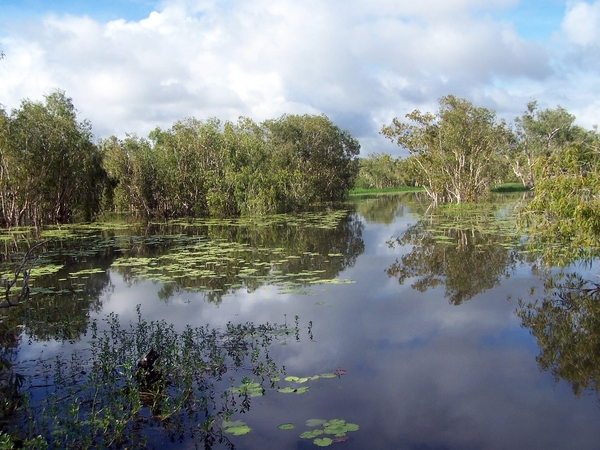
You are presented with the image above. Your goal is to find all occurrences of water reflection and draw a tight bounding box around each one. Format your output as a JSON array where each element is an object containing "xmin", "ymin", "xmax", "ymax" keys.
[
  {"xmin": 350, "ymin": 191, "xmax": 430, "ymax": 224},
  {"xmin": 3, "ymin": 194, "xmax": 600, "ymax": 448},
  {"xmin": 386, "ymin": 199, "xmax": 524, "ymax": 304},
  {"xmin": 518, "ymin": 270, "xmax": 600, "ymax": 396}
]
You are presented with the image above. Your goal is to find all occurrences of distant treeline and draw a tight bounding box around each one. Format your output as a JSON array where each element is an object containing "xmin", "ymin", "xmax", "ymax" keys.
[{"xmin": 0, "ymin": 91, "xmax": 360, "ymax": 226}]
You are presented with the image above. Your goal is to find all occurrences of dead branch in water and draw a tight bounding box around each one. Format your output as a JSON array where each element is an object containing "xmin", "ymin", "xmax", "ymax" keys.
[{"xmin": 1, "ymin": 240, "xmax": 49, "ymax": 308}]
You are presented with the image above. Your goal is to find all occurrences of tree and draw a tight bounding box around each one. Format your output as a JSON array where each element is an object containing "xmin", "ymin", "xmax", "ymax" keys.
[
  {"xmin": 504, "ymin": 101, "xmax": 582, "ymax": 189},
  {"xmin": 519, "ymin": 130, "xmax": 600, "ymax": 264},
  {"xmin": 382, "ymin": 95, "xmax": 508, "ymax": 204},
  {"xmin": 1, "ymin": 90, "xmax": 106, "ymax": 225},
  {"xmin": 355, "ymin": 153, "xmax": 406, "ymax": 189},
  {"xmin": 263, "ymin": 114, "xmax": 360, "ymax": 205}
]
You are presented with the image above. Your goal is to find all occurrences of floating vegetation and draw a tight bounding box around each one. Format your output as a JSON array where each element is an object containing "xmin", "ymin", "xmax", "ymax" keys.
[
  {"xmin": 231, "ymin": 378, "xmax": 264, "ymax": 397},
  {"xmin": 386, "ymin": 197, "xmax": 530, "ymax": 305},
  {"xmin": 0, "ymin": 208, "xmax": 363, "ymax": 304},
  {"xmin": 278, "ymin": 423, "xmax": 296, "ymax": 430},
  {"xmin": 223, "ymin": 420, "xmax": 252, "ymax": 436},
  {"xmin": 299, "ymin": 418, "xmax": 360, "ymax": 446}
]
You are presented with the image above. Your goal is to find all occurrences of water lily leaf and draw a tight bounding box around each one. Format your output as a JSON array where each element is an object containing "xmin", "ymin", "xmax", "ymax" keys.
[
  {"xmin": 324, "ymin": 419, "xmax": 345, "ymax": 427},
  {"xmin": 313, "ymin": 437, "xmax": 333, "ymax": 447},
  {"xmin": 319, "ymin": 373, "xmax": 337, "ymax": 379},
  {"xmin": 278, "ymin": 423, "xmax": 295, "ymax": 430},
  {"xmin": 300, "ymin": 429, "xmax": 323, "ymax": 439},
  {"xmin": 224, "ymin": 425, "xmax": 251, "ymax": 436},
  {"xmin": 222, "ymin": 420, "xmax": 246, "ymax": 428},
  {"xmin": 223, "ymin": 419, "xmax": 251, "ymax": 435},
  {"xmin": 306, "ymin": 419, "xmax": 326, "ymax": 427}
]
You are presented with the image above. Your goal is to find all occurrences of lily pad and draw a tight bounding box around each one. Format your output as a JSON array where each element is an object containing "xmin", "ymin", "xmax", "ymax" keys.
[
  {"xmin": 224, "ymin": 425, "xmax": 251, "ymax": 436},
  {"xmin": 313, "ymin": 437, "xmax": 333, "ymax": 447},
  {"xmin": 278, "ymin": 423, "xmax": 296, "ymax": 430},
  {"xmin": 300, "ymin": 429, "xmax": 324, "ymax": 439},
  {"xmin": 306, "ymin": 419, "xmax": 326, "ymax": 427},
  {"xmin": 223, "ymin": 420, "xmax": 251, "ymax": 436}
]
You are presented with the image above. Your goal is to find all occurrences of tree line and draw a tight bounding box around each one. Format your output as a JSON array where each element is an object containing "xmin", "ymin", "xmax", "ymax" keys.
[
  {"xmin": 360, "ymin": 95, "xmax": 598, "ymax": 205},
  {"xmin": 0, "ymin": 91, "xmax": 360, "ymax": 226}
]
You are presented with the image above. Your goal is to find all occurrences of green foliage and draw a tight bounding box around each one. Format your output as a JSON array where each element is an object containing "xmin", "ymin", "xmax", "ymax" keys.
[
  {"xmin": 0, "ymin": 91, "xmax": 107, "ymax": 225},
  {"xmin": 354, "ymin": 152, "xmax": 412, "ymax": 189},
  {"xmin": 0, "ymin": 91, "xmax": 360, "ymax": 226},
  {"xmin": 6, "ymin": 308, "xmax": 288, "ymax": 448},
  {"xmin": 102, "ymin": 114, "xmax": 360, "ymax": 218},
  {"xmin": 382, "ymin": 95, "xmax": 509, "ymax": 204},
  {"xmin": 505, "ymin": 101, "xmax": 582, "ymax": 189},
  {"xmin": 519, "ymin": 135, "xmax": 600, "ymax": 265}
]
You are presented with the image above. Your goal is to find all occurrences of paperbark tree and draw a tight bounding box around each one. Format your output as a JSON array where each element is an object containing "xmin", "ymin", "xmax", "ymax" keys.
[{"xmin": 382, "ymin": 95, "xmax": 508, "ymax": 204}]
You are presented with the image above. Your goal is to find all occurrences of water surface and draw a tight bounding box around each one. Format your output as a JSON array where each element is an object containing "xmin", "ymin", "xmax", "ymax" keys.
[{"xmin": 4, "ymin": 192, "xmax": 600, "ymax": 449}]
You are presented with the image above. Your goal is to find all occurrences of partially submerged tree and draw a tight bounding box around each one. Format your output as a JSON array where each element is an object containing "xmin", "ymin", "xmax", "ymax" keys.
[
  {"xmin": 0, "ymin": 90, "xmax": 106, "ymax": 225},
  {"xmin": 381, "ymin": 95, "xmax": 508, "ymax": 204},
  {"xmin": 519, "ymin": 131, "xmax": 600, "ymax": 264},
  {"xmin": 503, "ymin": 101, "xmax": 582, "ymax": 189}
]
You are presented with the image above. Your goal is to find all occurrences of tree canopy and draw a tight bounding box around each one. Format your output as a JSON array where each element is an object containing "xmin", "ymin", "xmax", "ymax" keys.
[
  {"xmin": 381, "ymin": 95, "xmax": 508, "ymax": 204},
  {"xmin": 0, "ymin": 91, "xmax": 106, "ymax": 226},
  {"xmin": 0, "ymin": 91, "xmax": 360, "ymax": 226}
]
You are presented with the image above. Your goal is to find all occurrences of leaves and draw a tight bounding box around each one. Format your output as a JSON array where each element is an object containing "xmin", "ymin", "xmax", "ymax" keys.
[{"xmin": 382, "ymin": 95, "xmax": 508, "ymax": 204}]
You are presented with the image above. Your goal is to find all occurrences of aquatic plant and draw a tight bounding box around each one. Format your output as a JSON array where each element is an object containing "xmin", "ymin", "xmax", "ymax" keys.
[{"xmin": 2, "ymin": 306, "xmax": 296, "ymax": 448}]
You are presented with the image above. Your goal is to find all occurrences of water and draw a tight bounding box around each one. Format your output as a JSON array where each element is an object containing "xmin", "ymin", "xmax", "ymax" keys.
[{"xmin": 3, "ymin": 192, "xmax": 600, "ymax": 449}]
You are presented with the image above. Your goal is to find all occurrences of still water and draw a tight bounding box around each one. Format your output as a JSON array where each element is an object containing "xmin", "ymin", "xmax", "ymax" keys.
[{"xmin": 5, "ymin": 192, "xmax": 600, "ymax": 449}]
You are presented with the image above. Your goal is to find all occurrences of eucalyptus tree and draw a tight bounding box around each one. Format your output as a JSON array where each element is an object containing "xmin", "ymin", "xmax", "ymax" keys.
[
  {"xmin": 382, "ymin": 95, "xmax": 509, "ymax": 204},
  {"xmin": 504, "ymin": 101, "xmax": 582, "ymax": 189},
  {"xmin": 1, "ymin": 90, "xmax": 105, "ymax": 225},
  {"xmin": 355, "ymin": 153, "xmax": 406, "ymax": 189},
  {"xmin": 101, "ymin": 134, "xmax": 159, "ymax": 217}
]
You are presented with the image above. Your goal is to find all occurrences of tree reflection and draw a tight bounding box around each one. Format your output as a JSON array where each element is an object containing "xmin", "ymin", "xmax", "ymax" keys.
[
  {"xmin": 111, "ymin": 211, "xmax": 364, "ymax": 303},
  {"xmin": 517, "ymin": 271, "xmax": 600, "ymax": 395},
  {"xmin": 387, "ymin": 201, "xmax": 523, "ymax": 304}
]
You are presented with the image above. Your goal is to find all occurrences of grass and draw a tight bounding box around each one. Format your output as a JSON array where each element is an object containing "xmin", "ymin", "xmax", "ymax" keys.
[
  {"xmin": 490, "ymin": 183, "xmax": 529, "ymax": 193},
  {"xmin": 350, "ymin": 183, "xmax": 529, "ymax": 196},
  {"xmin": 348, "ymin": 187, "xmax": 423, "ymax": 196}
]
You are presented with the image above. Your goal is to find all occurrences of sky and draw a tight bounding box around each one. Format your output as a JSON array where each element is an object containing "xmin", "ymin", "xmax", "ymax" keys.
[{"xmin": 1, "ymin": 0, "xmax": 599, "ymax": 157}]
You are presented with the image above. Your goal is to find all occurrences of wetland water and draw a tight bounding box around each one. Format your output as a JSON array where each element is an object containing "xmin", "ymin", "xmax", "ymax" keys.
[{"xmin": 3, "ymin": 192, "xmax": 600, "ymax": 449}]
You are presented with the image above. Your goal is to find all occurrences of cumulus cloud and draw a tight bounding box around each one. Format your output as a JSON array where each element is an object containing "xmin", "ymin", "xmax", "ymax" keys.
[
  {"xmin": 562, "ymin": 0, "xmax": 600, "ymax": 46},
  {"xmin": 0, "ymin": 0, "xmax": 597, "ymax": 154}
]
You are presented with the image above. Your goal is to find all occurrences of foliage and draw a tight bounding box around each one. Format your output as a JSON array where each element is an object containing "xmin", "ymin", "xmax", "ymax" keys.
[
  {"xmin": 102, "ymin": 114, "xmax": 360, "ymax": 218},
  {"xmin": 519, "ymin": 135, "xmax": 600, "ymax": 265},
  {"xmin": 381, "ymin": 95, "xmax": 509, "ymax": 204},
  {"xmin": 517, "ymin": 272, "xmax": 600, "ymax": 396},
  {"xmin": 0, "ymin": 91, "xmax": 107, "ymax": 226},
  {"xmin": 503, "ymin": 101, "xmax": 583, "ymax": 189},
  {"xmin": 2, "ymin": 307, "xmax": 290, "ymax": 448},
  {"xmin": 354, "ymin": 153, "xmax": 415, "ymax": 189}
]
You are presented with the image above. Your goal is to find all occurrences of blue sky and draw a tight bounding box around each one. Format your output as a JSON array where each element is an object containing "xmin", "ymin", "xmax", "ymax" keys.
[{"xmin": 1, "ymin": 0, "xmax": 599, "ymax": 157}]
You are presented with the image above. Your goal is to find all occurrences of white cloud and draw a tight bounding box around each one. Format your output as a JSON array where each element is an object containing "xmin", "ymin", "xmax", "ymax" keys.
[
  {"xmin": 562, "ymin": 0, "xmax": 600, "ymax": 46},
  {"xmin": 0, "ymin": 0, "xmax": 597, "ymax": 155}
]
